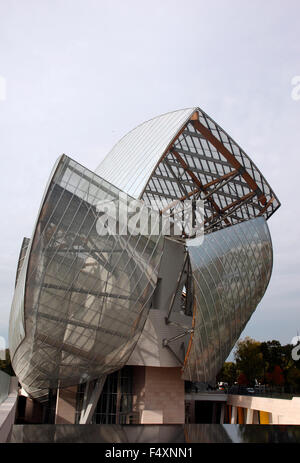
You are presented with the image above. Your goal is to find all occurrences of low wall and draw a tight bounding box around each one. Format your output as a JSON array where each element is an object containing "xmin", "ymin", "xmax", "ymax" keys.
[
  {"xmin": 0, "ymin": 375, "xmax": 18, "ymax": 442},
  {"xmin": 227, "ymin": 394, "xmax": 300, "ymax": 424}
]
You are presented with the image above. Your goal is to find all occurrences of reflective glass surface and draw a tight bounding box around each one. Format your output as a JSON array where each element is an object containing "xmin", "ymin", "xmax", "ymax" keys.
[
  {"xmin": 9, "ymin": 424, "xmax": 300, "ymax": 443},
  {"xmin": 0, "ymin": 370, "xmax": 10, "ymax": 406},
  {"xmin": 184, "ymin": 217, "xmax": 273, "ymax": 382},
  {"xmin": 9, "ymin": 155, "xmax": 164, "ymax": 399}
]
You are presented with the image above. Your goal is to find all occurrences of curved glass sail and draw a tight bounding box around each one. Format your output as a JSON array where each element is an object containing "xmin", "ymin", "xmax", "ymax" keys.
[
  {"xmin": 183, "ymin": 217, "xmax": 273, "ymax": 382},
  {"xmin": 9, "ymin": 155, "xmax": 164, "ymax": 399}
]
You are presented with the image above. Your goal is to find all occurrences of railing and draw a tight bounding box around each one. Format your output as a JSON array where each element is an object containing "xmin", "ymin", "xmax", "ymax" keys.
[
  {"xmin": 185, "ymin": 383, "xmax": 300, "ymax": 399},
  {"xmin": 185, "ymin": 385, "xmax": 226, "ymax": 394},
  {"xmin": 0, "ymin": 370, "xmax": 11, "ymax": 406},
  {"xmin": 227, "ymin": 386, "xmax": 300, "ymax": 400}
]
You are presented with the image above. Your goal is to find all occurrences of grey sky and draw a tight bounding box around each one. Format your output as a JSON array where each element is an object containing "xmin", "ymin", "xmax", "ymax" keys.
[{"xmin": 0, "ymin": 0, "xmax": 299, "ymax": 353}]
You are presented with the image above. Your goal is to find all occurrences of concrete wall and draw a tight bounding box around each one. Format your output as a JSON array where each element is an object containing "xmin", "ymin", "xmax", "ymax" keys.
[
  {"xmin": 127, "ymin": 310, "xmax": 189, "ymax": 367},
  {"xmin": 127, "ymin": 239, "xmax": 192, "ymax": 369}
]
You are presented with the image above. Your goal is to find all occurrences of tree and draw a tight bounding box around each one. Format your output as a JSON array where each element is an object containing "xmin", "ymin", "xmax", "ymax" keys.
[
  {"xmin": 216, "ymin": 338, "xmax": 300, "ymax": 393},
  {"xmin": 234, "ymin": 337, "xmax": 264, "ymax": 385},
  {"xmin": 281, "ymin": 343, "xmax": 297, "ymax": 372},
  {"xmin": 237, "ymin": 373, "xmax": 248, "ymax": 386},
  {"xmin": 260, "ymin": 340, "xmax": 283, "ymax": 370},
  {"xmin": 271, "ymin": 365, "xmax": 285, "ymax": 386},
  {"xmin": 286, "ymin": 366, "xmax": 300, "ymax": 390},
  {"xmin": 216, "ymin": 362, "xmax": 237, "ymax": 385}
]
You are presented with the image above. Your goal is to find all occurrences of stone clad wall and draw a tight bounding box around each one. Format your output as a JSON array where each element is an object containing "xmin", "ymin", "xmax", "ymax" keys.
[
  {"xmin": 143, "ymin": 366, "xmax": 184, "ymax": 424},
  {"xmin": 55, "ymin": 386, "xmax": 77, "ymax": 424}
]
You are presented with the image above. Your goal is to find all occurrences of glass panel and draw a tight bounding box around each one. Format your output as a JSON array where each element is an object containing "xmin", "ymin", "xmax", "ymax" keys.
[
  {"xmin": 9, "ymin": 155, "xmax": 164, "ymax": 399},
  {"xmin": 183, "ymin": 217, "xmax": 273, "ymax": 382},
  {"xmin": 0, "ymin": 370, "xmax": 10, "ymax": 405}
]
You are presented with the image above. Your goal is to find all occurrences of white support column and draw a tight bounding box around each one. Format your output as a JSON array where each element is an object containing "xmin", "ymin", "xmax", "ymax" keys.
[
  {"xmin": 246, "ymin": 408, "xmax": 254, "ymax": 424},
  {"xmin": 231, "ymin": 405, "xmax": 237, "ymax": 424},
  {"xmin": 79, "ymin": 376, "xmax": 106, "ymax": 424},
  {"xmin": 80, "ymin": 381, "xmax": 91, "ymax": 418},
  {"xmin": 253, "ymin": 410, "xmax": 259, "ymax": 424}
]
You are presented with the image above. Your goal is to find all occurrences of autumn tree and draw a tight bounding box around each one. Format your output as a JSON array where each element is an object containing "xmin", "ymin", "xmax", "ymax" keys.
[
  {"xmin": 216, "ymin": 338, "xmax": 300, "ymax": 393},
  {"xmin": 271, "ymin": 365, "xmax": 285, "ymax": 386},
  {"xmin": 234, "ymin": 337, "xmax": 264, "ymax": 385}
]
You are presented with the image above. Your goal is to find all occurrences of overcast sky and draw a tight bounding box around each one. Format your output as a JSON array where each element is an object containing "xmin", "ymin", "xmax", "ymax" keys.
[{"xmin": 0, "ymin": 0, "xmax": 299, "ymax": 354}]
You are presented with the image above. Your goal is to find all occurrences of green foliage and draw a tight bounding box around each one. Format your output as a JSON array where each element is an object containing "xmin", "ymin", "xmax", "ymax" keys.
[
  {"xmin": 286, "ymin": 366, "xmax": 300, "ymax": 389},
  {"xmin": 234, "ymin": 337, "xmax": 264, "ymax": 385},
  {"xmin": 260, "ymin": 340, "xmax": 282, "ymax": 369},
  {"xmin": 216, "ymin": 362, "xmax": 237, "ymax": 385},
  {"xmin": 217, "ymin": 337, "xmax": 300, "ymax": 392},
  {"xmin": 260, "ymin": 340, "xmax": 293, "ymax": 374}
]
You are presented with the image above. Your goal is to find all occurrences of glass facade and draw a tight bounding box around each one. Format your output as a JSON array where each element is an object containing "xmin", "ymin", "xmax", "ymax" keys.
[
  {"xmin": 0, "ymin": 370, "xmax": 11, "ymax": 406},
  {"xmin": 183, "ymin": 217, "xmax": 273, "ymax": 382},
  {"xmin": 9, "ymin": 155, "xmax": 164, "ymax": 399},
  {"xmin": 91, "ymin": 366, "xmax": 134, "ymax": 424},
  {"xmin": 15, "ymin": 237, "xmax": 30, "ymax": 288}
]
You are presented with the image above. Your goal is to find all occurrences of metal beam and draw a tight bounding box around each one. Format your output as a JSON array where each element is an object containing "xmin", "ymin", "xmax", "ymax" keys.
[
  {"xmin": 221, "ymin": 191, "xmax": 256, "ymax": 213},
  {"xmin": 37, "ymin": 311, "xmax": 129, "ymax": 339},
  {"xmin": 205, "ymin": 192, "xmax": 256, "ymax": 231},
  {"xmin": 79, "ymin": 376, "xmax": 106, "ymax": 424},
  {"xmin": 171, "ymin": 149, "xmax": 231, "ymax": 226},
  {"xmin": 201, "ymin": 170, "xmax": 240, "ymax": 197},
  {"xmin": 160, "ymin": 188, "xmax": 200, "ymax": 214},
  {"xmin": 42, "ymin": 283, "xmax": 135, "ymax": 300},
  {"xmin": 205, "ymin": 191, "xmax": 256, "ymax": 225},
  {"xmin": 258, "ymin": 196, "xmax": 275, "ymax": 216},
  {"xmin": 159, "ymin": 170, "xmax": 239, "ymax": 215},
  {"xmin": 183, "ymin": 299, "xmax": 196, "ymax": 368},
  {"xmin": 191, "ymin": 119, "xmax": 267, "ymax": 205},
  {"xmin": 166, "ymin": 254, "xmax": 188, "ymax": 323},
  {"xmin": 165, "ymin": 157, "xmax": 252, "ymax": 192},
  {"xmin": 163, "ymin": 329, "xmax": 194, "ymax": 346}
]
